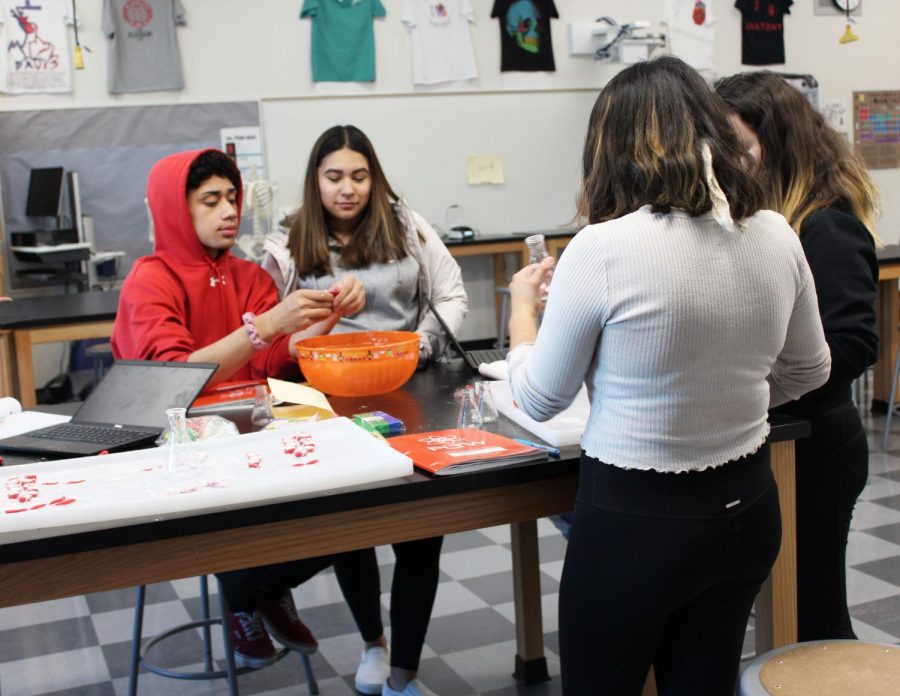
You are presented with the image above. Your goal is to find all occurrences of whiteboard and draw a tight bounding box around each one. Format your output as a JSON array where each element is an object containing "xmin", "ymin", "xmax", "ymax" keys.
[{"xmin": 261, "ymin": 89, "xmax": 598, "ymax": 234}]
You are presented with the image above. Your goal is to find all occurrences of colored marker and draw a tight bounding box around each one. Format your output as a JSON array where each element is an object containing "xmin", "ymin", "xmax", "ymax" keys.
[{"xmin": 514, "ymin": 438, "xmax": 561, "ymax": 458}]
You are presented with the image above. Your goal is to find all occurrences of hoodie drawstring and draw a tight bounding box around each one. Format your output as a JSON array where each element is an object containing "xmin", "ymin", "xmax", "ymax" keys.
[{"xmin": 205, "ymin": 258, "xmax": 227, "ymax": 288}]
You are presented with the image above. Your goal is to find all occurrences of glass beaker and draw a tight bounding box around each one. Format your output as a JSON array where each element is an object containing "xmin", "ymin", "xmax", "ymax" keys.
[
  {"xmin": 473, "ymin": 381, "xmax": 498, "ymax": 423},
  {"xmin": 454, "ymin": 385, "xmax": 484, "ymax": 428}
]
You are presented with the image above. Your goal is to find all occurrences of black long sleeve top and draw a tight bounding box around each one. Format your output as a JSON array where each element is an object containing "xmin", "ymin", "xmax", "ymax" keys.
[{"xmin": 772, "ymin": 207, "xmax": 878, "ymax": 417}]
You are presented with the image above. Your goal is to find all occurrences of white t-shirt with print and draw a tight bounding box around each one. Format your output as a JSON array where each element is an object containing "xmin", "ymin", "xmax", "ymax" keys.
[
  {"xmin": 402, "ymin": 0, "xmax": 477, "ymax": 85},
  {"xmin": 0, "ymin": 0, "xmax": 72, "ymax": 94},
  {"xmin": 663, "ymin": 0, "xmax": 716, "ymax": 74}
]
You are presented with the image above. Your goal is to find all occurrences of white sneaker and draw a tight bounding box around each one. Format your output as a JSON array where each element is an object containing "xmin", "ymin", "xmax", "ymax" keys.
[
  {"xmin": 382, "ymin": 678, "xmax": 439, "ymax": 696},
  {"xmin": 354, "ymin": 646, "xmax": 390, "ymax": 695}
]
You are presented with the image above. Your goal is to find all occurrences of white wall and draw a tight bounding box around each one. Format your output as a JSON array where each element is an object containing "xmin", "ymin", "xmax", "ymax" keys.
[
  {"xmin": 7, "ymin": 0, "xmax": 900, "ymax": 234},
  {"xmin": 3, "ymin": 0, "xmax": 899, "ymax": 385}
]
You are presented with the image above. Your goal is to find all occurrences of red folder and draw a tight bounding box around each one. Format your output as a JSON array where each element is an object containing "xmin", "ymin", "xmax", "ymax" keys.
[{"xmin": 388, "ymin": 428, "xmax": 546, "ymax": 475}]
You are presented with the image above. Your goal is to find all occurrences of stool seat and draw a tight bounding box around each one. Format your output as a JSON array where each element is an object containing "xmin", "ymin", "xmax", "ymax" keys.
[
  {"xmin": 739, "ymin": 640, "xmax": 900, "ymax": 696},
  {"xmin": 83, "ymin": 341, "xmax": 112, "ymax": 357}
]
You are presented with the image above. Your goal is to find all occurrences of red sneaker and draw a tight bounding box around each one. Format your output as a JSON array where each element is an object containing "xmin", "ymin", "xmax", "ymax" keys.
[
  {"xmin": 258, "ymin": 591, "xmax": 318, "ymax": 654},
  {"xmin": 229, "ymin": 611, "xmax": 278, "ymax": 669}
]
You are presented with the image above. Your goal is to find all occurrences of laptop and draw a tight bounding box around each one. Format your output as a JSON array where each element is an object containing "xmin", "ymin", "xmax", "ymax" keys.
[
  {"xmin": 0, "ymin": 360, "xmax": 217, "ymax": 458},
  {"xmin": 425, "ymin": 297, "xmax": 507, "ymax": 372}
]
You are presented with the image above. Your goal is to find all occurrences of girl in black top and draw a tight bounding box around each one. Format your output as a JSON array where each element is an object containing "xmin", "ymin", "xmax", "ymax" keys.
[{"xmin": 717, "ymin": 71, "xmax": 881, "ymax": 641}]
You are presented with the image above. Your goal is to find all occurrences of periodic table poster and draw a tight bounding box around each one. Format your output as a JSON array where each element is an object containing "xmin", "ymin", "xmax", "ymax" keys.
[{"xmin": 853, "ymin": 91, "xmax": 900, "ymax": 169}]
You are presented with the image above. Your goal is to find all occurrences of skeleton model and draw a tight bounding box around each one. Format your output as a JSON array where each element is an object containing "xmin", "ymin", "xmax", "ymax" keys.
[{"xmin": 237, "ymin": 172, "xmax": 277, "ymax": 262}]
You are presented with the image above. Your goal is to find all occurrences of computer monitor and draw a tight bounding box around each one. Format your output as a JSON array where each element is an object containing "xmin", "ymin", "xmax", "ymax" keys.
[{"xmin": 24, "ymin": 167, "xmax": 64, "ymax": 218}]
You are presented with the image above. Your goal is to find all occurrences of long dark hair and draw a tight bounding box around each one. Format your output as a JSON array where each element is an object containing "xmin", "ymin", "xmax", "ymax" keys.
[
  {"xmin": 288, "ymin": 125, "xmax": 407, "ymax": 277},
  {"xmin": 715, "ymin": 71, "xmax": 880, "ymax": 240},
  {"xmin": 578, "ymin": 56, "xmax": 765, "ymax": 225}
]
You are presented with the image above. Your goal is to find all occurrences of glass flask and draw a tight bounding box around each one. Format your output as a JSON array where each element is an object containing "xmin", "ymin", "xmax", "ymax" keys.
[{"xmin": 251, "ymin": 384, "xmax": 275, "ymax": 428}]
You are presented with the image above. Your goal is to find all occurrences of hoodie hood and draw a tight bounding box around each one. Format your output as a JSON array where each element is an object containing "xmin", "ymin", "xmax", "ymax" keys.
[{"xmin": 148, "ymin": 149, "xmax": 244, "ymax": 272}]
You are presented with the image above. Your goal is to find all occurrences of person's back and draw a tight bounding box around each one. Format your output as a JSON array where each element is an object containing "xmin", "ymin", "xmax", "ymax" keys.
[
  {"xmin": 533, "ymin": 206, "xmax": 819, "ymax": 470},
  {"xmin": 506, "ymin": 56, "xmax": 830, "ymax": 696}
]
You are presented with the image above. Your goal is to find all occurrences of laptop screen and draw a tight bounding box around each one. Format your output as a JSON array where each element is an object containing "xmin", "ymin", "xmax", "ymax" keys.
[
  {"xmin": 424, "ymin": 297, "xmax": 475, "ymax": 369},
  {"xmin": 73, "ymin": 361, "xmax": 217, "ymax": 429}
]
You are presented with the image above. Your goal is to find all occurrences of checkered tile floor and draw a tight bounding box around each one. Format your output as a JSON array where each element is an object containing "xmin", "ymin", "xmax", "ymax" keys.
[{"xmin": 2, "ymin": 413, "xmax": 899, "ymax": 696}]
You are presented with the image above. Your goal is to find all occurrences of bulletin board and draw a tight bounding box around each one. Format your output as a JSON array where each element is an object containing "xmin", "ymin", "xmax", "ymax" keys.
[
  {"xmin": 853, "ymin": 90, "xmax": 900, "ymax": 170},
  {"xmin": 0, "ymin": 101, "xmax": 260, "ymax": 292}
]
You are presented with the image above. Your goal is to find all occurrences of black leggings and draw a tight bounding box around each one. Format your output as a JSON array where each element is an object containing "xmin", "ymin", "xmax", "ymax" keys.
[
  {"xmin": 335, "ymin": 537, "xmax": 444, "ymax": 672},
  {"xmin": 795, "ymin": 402, "xmax": 869, "ymax": 640},
  {"xmin": 559, "ymin": 446, "xmax": 781, "ymax": 696},
  {"xmin": 216, "ymin": 555, "xmax": 337, "ymax": 613}
]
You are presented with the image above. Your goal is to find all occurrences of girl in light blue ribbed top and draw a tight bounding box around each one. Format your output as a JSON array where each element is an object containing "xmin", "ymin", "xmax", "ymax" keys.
[{"xmin": 508, "ymin": 57, "xmax": 831, "ymax": 695}]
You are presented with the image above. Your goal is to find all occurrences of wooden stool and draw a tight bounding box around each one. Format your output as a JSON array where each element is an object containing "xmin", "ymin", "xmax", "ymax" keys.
[{"xmin": 739, "ymin": 640, "xmax": 900, "ymax": 695}]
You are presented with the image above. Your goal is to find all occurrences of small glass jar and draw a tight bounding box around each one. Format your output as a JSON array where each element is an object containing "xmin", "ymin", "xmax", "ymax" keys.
[{"xmin": 524, "ymin": 234, "xmax": 549, "ymax": 265}]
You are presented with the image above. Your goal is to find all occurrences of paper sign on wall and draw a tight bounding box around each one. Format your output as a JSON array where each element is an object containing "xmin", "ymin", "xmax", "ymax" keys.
[
  {"xmin": 221, "ymin": 127, "xmax": 265, "ymax": 180},
  {"xmin": 467, "ymin": 155, "xmax": 506, "ymax": 185}
]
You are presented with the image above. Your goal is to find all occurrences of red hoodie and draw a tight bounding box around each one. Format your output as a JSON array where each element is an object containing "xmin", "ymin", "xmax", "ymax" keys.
[{"xmin": 111, "ymin": 149, "xmax": 297, "ymax": 382}]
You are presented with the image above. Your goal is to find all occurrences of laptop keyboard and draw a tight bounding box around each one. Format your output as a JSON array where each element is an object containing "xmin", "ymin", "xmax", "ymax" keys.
[
  {"xmin": 30, "ymin": 424, "xmax": 150, "ymax": 446},
  {"xmin": 468, "ymin": 348, "xmax": 508, "ymax": 365}
]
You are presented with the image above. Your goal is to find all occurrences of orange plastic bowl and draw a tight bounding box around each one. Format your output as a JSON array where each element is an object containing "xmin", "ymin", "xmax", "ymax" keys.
[{"xmin": 295, "ymin": 331, "xmax": 420, "ymax": 397}]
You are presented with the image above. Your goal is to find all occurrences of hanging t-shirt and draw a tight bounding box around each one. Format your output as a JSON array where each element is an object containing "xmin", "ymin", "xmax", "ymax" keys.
[
  {"xmin": 491, "ymin": 0, "xmax": 558, "ymax": 73},
  {"xmin": 735, "ymin": 0, "xmax": 792, "ymax": 66},
  {"xmin": 102, "ymin": 0, "xmax": 186, "ymax": 94},
  {"xmin": 663, "ymin": 0, "xmax": 716, "ymax": 74},
  {"xmin": 301, "ymin": 0, "xmax": 386, "ymax": 82},
  {"xmin": 0, "ymin": 0, "xmax": 72, "ymax": 94},
  {"xmin": 402, "ymin": 0, "xmax": 478, "ymax": 86}
]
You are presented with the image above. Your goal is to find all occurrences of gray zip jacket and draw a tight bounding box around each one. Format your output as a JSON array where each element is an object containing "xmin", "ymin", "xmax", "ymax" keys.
[{"xmin": 261, "ymin": 199, "xmax": 468, "ymax": 359}]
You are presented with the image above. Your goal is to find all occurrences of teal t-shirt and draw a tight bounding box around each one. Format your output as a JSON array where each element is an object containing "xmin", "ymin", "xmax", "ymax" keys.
[{"xmin": 301, "ymin": 0, "xmax": 386, "ymax": 82}]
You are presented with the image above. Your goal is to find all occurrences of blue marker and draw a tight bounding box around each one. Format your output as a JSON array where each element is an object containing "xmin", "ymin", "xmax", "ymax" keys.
[{"xmin": 514, "ymin": 438, "xmax": 561, "ymax": 458}]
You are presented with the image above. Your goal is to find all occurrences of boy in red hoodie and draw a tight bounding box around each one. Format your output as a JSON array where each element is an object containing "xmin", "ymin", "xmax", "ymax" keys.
[
  {"xmin": 112, "ymin": 149, "xmax": 364, "ymax": 667},
  {"xmin": 112, "ymin": 148, "xmax": 363, "ymax": 384}
]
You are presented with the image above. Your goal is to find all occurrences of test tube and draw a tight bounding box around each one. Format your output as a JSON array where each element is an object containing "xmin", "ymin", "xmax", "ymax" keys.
[
  {"xmin": 165, "ymin": 407, "xmax": 189, "ymax": 475},
  {"xmin": 524, "ymin": 234, "xmax": 551, "ymax": 301}
]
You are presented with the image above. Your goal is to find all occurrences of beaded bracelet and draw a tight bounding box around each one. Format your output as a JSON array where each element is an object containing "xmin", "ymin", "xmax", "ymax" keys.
[{"xmin": 242, "ymin": 312, "xmax": 271, "ymax": 351}]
